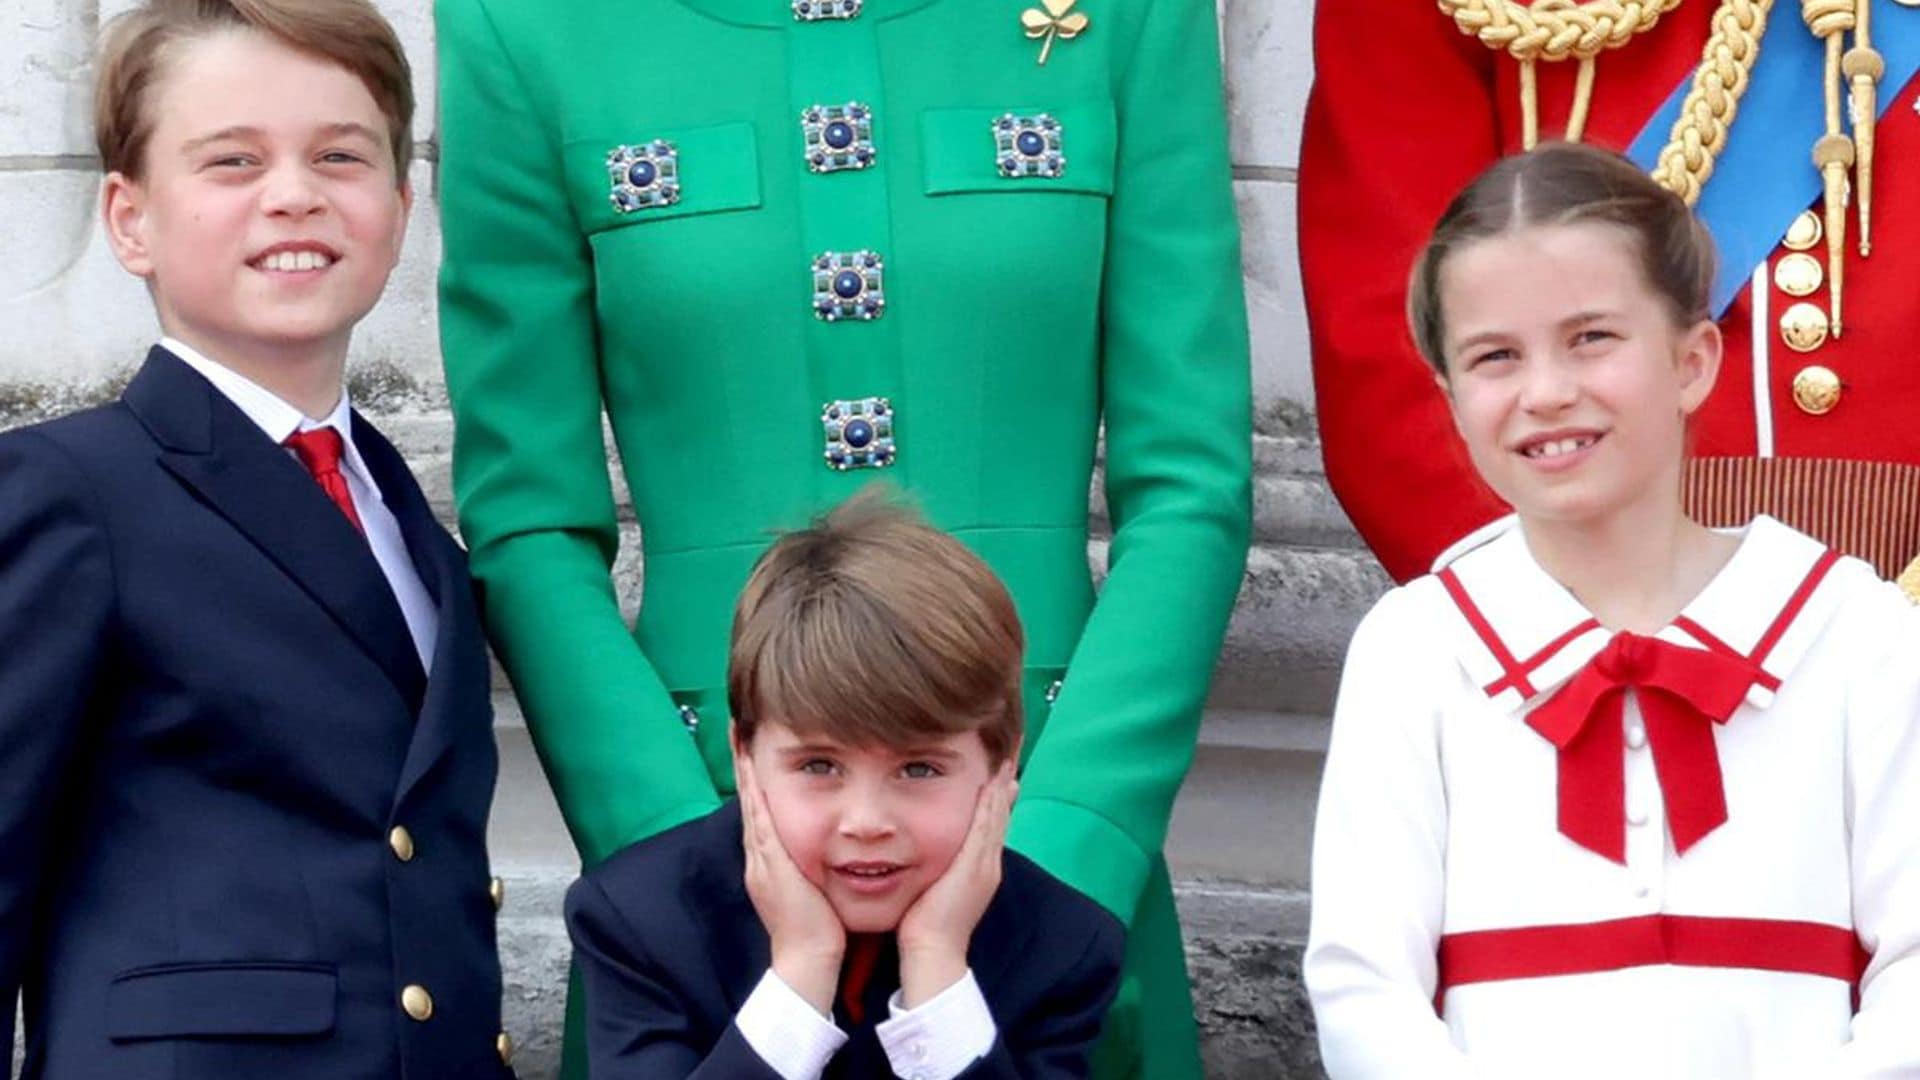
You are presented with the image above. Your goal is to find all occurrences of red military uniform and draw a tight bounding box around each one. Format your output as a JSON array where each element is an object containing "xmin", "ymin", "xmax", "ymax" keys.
[{"xmin": 1301, "ymin": 1, "xmax": 1920, "ymax": 588}]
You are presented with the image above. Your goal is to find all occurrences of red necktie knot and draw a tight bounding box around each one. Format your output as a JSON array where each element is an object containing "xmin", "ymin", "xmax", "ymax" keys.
[
  {"xmin": 1594, "ymin": 631, "xmax": 1654, "ymax": 682},
  {"xmin": 285, "ymin": 427, "xmax": 345, "ymax": 475},
  {"xmin": 284, "ymin": 428, "xmax": 365, "ymax": 534}
]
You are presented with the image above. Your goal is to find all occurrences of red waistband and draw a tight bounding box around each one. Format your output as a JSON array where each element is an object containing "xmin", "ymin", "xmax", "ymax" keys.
[{"xmin": 1437, "ymin": 914, "xmax": 1867, "ymax": 999}]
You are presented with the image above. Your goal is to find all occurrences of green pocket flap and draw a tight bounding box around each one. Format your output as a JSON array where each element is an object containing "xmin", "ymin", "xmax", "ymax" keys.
[
  {"xmin": 565, "ymin": 121, "xmax": 762, "ymax": 235},
  {"xmin": 921, "ymin": 102, "xmax": 1116, "ymax": 197}
]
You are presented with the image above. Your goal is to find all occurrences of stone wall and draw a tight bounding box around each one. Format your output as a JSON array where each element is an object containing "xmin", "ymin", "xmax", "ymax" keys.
[{"xmin": 1, "ymin": 2, "xmax": 1387, "ymax": 1075}]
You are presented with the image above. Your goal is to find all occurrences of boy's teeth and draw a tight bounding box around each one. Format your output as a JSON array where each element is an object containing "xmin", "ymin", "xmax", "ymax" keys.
[{"xmin": 260, "ymin": 250, "xmax": 333, "ymax": 271}]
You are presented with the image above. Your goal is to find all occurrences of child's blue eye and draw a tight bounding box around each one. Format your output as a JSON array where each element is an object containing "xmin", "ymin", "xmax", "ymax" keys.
[
  {"xmin": 900, "ymin": 762, "xmax": 942, "ymax": 780},
  {"xmin": 799, "ymin": 759, "xmax": 837, "ymax": 776},
  {"xmin": 1469, "ymin": 348, "xmax": 1514, "ymax": 367},
  {"xmin": 319, "ymin": 151, "xmax": 368, "ymax": 165},
  {"xmin": 1573, "ymin": 329, "xmax": 1616, "ymax": 346}
]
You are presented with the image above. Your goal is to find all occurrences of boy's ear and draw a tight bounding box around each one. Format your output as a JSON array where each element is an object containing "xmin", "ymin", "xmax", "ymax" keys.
[
  {"xmin": 388, "ymin": 177, "xmax": 414, "ymax": 269},
  {"xmin": 101, "ymin": 172, "xmax": 155, "ymax": 278}
]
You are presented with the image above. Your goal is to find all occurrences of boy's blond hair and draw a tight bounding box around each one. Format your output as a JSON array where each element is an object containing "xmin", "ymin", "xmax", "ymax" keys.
[
  {"xmin": 95, "ymin": 0, "xmax": 413, "ymax": 181},
  {"xmin": 728, "ymin": 490, "xmax": 1024, "ymax": 766}
]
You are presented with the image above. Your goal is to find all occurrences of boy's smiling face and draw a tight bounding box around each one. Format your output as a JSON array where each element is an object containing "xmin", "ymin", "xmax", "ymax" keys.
[
  {"xmin": 102, "ymin": 27, "xmax": 409, "ymax": 374},
  {"xmin": 739, "ymin": 720, "xmax": 999, "ymax": 934}
]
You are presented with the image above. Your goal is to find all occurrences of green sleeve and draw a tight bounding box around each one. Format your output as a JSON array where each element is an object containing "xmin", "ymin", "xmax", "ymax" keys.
[
  {"xmin": 1006, "ymin": 0, "xmax": 1254, "ymax": 925},
  {"xmin": 435, "ymin": 0, "xmax": 721, "ymax": 865}
]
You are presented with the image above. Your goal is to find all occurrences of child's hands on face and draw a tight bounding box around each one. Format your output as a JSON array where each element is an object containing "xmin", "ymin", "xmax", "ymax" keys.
[
  {"xmin": 738, "ymin": 754, "xmax": 846, "ymax": 1015},
  {"xmin": 895, "ymin": 759, "xmax": 1019, "ymax": 1008}
]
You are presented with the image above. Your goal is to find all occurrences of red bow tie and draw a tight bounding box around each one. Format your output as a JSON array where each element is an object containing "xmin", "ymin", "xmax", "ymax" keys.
[{"xmin": 1526, "ymin": 632, "xmax": 1757, "ymax": 863}]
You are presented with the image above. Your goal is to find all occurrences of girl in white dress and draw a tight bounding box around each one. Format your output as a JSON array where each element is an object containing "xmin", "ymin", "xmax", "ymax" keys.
[{"xmin": 1304, "ymin": 142, "xmax": 1920, "ymax": 1079}]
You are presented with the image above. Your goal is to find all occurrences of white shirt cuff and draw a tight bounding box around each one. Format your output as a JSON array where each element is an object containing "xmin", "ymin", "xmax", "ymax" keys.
[
  {"xmin": 875, "ymin": 969, "xmax": 997, "ymax": 1080},
  {"xmin": 734, "ymin": 969, "xmax": 848, "ymax": 1080}
]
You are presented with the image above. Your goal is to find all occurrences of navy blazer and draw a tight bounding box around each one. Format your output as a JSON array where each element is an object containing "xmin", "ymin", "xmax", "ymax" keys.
[
  {"xmin": 566, "ymin": 800, "xmax": 1125, "ymax": 1079},
  {"xmin": 0, "ymin": 348, "xmax": 511, "ymax": 1078}
]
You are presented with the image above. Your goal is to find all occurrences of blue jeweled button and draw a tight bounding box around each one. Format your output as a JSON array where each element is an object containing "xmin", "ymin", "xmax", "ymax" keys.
[
  {"xmin": 793, "ymin": 0, "xmax": 861, "ymax": 20},
  {"xmin": 802, "ymin": 102, "xmax": 876, "ymax": 173},
  {"xmin": 812, "ymin": 250, "xmax": 885, "ymax": 321},
  {"xmin": 993, "ymin": 113, "xmax": 1066, "ymax": 179},
  {"xmin": 822, "ymin": 397, "xmax": 896, "ymax": 470},
  {"xmin": 605, "ymin": 140, "xmax": 681, "ymax": 212}
]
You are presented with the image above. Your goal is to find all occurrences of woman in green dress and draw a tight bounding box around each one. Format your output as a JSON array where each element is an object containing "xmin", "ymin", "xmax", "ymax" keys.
[{"xmin": 435, "ymin": 0, "xmax": 1250, "ymax": 1074}]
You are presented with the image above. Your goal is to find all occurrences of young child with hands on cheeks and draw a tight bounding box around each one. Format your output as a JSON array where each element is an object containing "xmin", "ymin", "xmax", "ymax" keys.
[
  {"xmin": 565, "ymin": 493, "xmax": 1125, "ymax": 1079},
  {"xmin": 1305, "ymin": 143, "xmax": 1920, "ymax": 1078}
]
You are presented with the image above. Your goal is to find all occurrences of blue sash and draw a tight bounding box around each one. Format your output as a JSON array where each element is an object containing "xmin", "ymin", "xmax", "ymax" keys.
[{"xmin": 1625, "ymin": 1, "xmax": 1920, "ymax": 317}]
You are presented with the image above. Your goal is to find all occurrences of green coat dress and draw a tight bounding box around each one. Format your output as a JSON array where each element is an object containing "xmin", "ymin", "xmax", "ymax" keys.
[{"xmin": 435, "ymin": 0, "xmax": 1251, "ymax": 1074}]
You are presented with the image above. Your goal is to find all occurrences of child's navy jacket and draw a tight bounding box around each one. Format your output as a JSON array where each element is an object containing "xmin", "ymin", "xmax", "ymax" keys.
[
  {"xmin": 0, "ymin": 347, "xmax": 511, "ymax": 1078},
  {"xmin": 567, "ymin": 799, "xmax": 1126, "ymax": 1078}
]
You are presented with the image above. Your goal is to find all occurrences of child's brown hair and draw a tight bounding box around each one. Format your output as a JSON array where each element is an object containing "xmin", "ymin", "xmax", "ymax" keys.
[
  {"xmin": 1407, "ymin": 141, "xmax": 1718, "ymax": 373},
  {"xmin": 95, "ymin": 0, "xmax": 413, "ymax": 182},
  {"xmin": 728, "ymin": 489, "xmax": 1024, "ymax": 766}
]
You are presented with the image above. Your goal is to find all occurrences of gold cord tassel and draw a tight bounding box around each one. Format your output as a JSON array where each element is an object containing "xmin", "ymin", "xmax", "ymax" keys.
[
  {"xmin": 1567, "ymin": 56, "xmax": 1599, "ymax": 142},
  {"xmin": 1844, "ymin": 0, "xmax": 1883, "ymax": 255},
  {"xmin": 1805, "ymin": 0, "xmax": 1856, "ymax": 337},
  {"xmin": 1438, "ymin": 0, "xmax": 1685, "ymax": 148},
  {"xmin": 1522, "ymin": 58, "xmax": 1542, "ymax": 148}
]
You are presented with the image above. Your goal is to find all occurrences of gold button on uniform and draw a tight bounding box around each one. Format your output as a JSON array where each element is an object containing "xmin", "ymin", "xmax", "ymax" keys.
[
  {"xmin": 401, "ymin": 984, "xmax": 434, "ymax": 1022},
  {"xmin": 1779, "ymin": 301, "xmax": 1831, "ymax": 353},
  {"xmin": 497, "ymin": 1032, "xmax": 515, "ymax": 1065},
  {"xmin": 388, "ymin": 826, "xmax": 416, "ymax": 862},
  {"xmin": 1792, "ymin": 365, "xmax": 1843, "ymax": 415},
  {"xmin": 1783, "ymin": 209, "xmax": 1823, "ymax": 251},
  {"xmin": 490, "ymin": 877, "xmax": 505, "ymax": 912},
  {"xmin": 1772, "ymin": 252, "xmax": 1824, "ymax": 297}
]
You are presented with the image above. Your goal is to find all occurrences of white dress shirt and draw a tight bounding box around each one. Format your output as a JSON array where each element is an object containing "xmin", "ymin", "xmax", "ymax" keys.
[
  {"xmin": 735, "ymin": 967, "xmax": 997, "ymax": 1080},
  {"xmin": 1306, "ymin": 515, "xmax": 1920, "ymax": 1079},
  {"xmin": 163, "ymin": 338, "xmax": 438, "ymax": 671}
]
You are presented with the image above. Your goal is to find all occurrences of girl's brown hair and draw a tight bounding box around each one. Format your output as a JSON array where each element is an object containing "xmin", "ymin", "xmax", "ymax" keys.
[
  {"xmin": 1407, "ymin": 141, "xmax": 1717, "ymax": 373},
  {"xmin": 728, "ymin": 489, "xmax": 1024, "ymax": 765},
  {"xmin": 95, "ymin": 0, "xmax": 413, "ymax": 182}
]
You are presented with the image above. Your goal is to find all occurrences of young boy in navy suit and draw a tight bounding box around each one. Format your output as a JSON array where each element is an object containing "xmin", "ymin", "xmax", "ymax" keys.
[
  {"xmin": 0, "ymin": 1, "xmax": 511, "ymax": 1075},
  {"xmin": 565, "ymin": 494, "xmax": 1125, "ymax": 1079}
]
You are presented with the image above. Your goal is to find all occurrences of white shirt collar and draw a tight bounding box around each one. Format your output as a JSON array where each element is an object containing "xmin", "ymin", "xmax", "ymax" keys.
[
  {"xmin": 1434, "ymin": 515, "xmax": 1873, "ymax": 715},
  {"xmin": 161, "ymin": 337, "xmax": 383, "ymax": 503}
]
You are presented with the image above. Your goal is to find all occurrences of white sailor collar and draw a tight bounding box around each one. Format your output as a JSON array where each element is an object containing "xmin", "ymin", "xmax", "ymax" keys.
[{"xmin": 1433, "ymin": 515, "xmax": 1867, "ymax": 716}]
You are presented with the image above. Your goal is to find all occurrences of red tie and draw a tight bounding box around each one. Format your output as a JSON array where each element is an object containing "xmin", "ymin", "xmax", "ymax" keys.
[
  {"xmin": 1525, "ymin": 632, "xmax": 1758, "ymax": 863},
  {"xmin": 838, "ymin": 934, "xmax": 885, "ymax": 1026},
  {"xmin": 284, "ymin": 428, "xmax": 365, "ymax": 534}
]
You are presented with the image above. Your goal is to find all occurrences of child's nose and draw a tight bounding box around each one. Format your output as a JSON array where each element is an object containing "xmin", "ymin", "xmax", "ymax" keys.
[
  {"xmin": 260, "ymin": 165, "xmax": 327, "ymax": 217},
  {"xmin": 1519, "ymin": 355, "xmax": 1579, "ymax": 411},
  {"xmin": 835, "ymin": 789, "xmax": 897, "ymax": 840}
]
